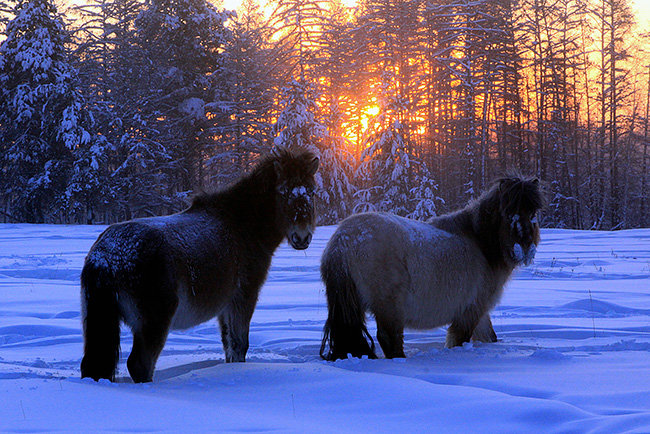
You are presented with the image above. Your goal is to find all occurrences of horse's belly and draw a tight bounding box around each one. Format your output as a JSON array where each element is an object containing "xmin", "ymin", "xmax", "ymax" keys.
[
  {"xmin": 401, "ymin": 258, "xmax": 482, "ymax": 330},
  {"xmin": 402, "ymin": 291, "xmax": 459, "ymax": 329},
  {"xmin": 170, "ymin": 303, "xmax": 210, "ymax": 330},
  {"xmin": 170, "ymin": 286, "xmax": 221, "ymax": 330}
]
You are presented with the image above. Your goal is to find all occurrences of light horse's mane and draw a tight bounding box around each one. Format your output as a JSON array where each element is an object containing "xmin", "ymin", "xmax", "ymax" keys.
[
  {"xmin": 433, "ymin": 174, "xmax": 544, "ymax": 269},
  {"xmin": 489, "ymin": 175, "xmax": 545, "ymax": 216}
]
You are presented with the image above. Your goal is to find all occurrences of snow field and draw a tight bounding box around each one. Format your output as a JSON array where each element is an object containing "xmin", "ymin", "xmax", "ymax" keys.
[{"xmin": 0, "ymin": 224, "xmax": 649, "ymax": 432}]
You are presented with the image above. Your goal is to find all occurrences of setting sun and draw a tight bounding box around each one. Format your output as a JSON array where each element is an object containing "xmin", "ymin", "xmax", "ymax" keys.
[{"xmin": 360, "ymin": 104, "xmax": 380, "ymax": 131}]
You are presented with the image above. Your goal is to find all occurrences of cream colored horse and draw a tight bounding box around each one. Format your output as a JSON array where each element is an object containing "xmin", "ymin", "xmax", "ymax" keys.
[{"xmin": 320, "ymin": 176, "xmax": 543, "ymax": 360}]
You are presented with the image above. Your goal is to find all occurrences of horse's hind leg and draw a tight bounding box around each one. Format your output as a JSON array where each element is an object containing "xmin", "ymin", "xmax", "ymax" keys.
[
  {"xmin": 472, "ymin": 313, "xmax": 497, "ymax": 343},
  {"xmin": 375, "ymin": 312, "xmax": 406, "ymax": 358},
  {"xmin": 127, "ymin": 321, "xmax": 171, "ymax": 383},
  {"xmin": 126, "ymin": 276, "xmax": 178, "ymax": 382}
]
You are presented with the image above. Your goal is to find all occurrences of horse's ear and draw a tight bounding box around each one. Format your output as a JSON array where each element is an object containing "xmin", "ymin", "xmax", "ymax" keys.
[
  {"xmin": 496, "ymin": 177, "xmax": 515, "ymax": 214},
  {"xmin": 271, "ymin": 147, "xmax": 285, "ymax": 177},
  {"xmin": 307, "ymin": 157, "xmax": 319, "ymax": 176},
  {"xmin": 531, "ymin": 177, "xmax": 539, "ymax": 186},
  {"xmin": 497, "ymin": 177, "xmax": 512, "ymax": 195}
]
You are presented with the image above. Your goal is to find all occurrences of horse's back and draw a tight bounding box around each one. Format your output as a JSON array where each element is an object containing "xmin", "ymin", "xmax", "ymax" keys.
[
  {"xmin": 88, "ymin": 212, "xmax": 231, "ymax": 271},
  {"xmin": 329, "ymin": 212, "xmax": 469, "ymax": 273},
  {"xmin": 86, "ymin": 219, "xmax": 170, "ymax": 275},
  {"xmin": 325, "ymin": 213, "xmax": 414, "ymax": 278},
  {"xmin": 325, "ymin": 213, "xmax": 428, "ymax": 304}
]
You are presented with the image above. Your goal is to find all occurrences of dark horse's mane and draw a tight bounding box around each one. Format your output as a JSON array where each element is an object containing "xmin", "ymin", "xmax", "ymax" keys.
[
  {"xmin": 432, "ymin": 173, "xmax": 544, "ymax": 269},
  {"xmin": 188, "ymin": 147, "xmax": 317, "ymax": 245}
]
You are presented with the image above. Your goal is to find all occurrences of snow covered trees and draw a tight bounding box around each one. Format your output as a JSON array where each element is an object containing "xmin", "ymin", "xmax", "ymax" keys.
[
  {"xmin": 72, "ymin": 0, "xmax": 232, "ymax": 219},
  {"xmin": 0, "ymin": 0, "xmax": 648, "ymax": 227},
  {"xmin": 341, "ymin": 0, "xmax": 441, "ymax": 219},
  {"xmin": 0, "ymin": 0, "xmax": 101, "ymax": 222},
  {"xmin": 268, "ymin": 0, "xmax": 356, "ymax": 224},
  {"xmin": 123, "ymin": 0, "xmax": 232, "ymax": 211},
  {"xmin": 273, "ymin": 79, "xmax": 356, "ymax": 224},
  {"xmin": 209, "ymin": 0, "xmax": 276, "ymax": 184},
  {"xmin": 355, "ymin": 82, "xmax": 440, "ymax": 219},
  {"xmin": 0, "ymin": 0, "xmax": 13, "ymax": 31}
]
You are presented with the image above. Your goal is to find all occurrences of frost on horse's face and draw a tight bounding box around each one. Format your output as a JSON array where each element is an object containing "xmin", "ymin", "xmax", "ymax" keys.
[{"xmin": 274, "ymin": 154, "xmax": 319, "ymax": 251}]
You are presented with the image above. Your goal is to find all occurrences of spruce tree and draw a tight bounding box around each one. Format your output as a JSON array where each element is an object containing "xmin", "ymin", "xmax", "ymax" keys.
[
  {"xmin": 0, "ymin": 0, "xmax": 99, "ymax": 222},
  {"xmin": 132, "ymin": 0, "xmax": 232, "ymax": 197},
  {"xmin": 208, "ymin": 0, "xmax": 277, "ymax": 185},
  {"xmin": 355, "ymin": 79, "xmax": 440, "ymax": 219}
]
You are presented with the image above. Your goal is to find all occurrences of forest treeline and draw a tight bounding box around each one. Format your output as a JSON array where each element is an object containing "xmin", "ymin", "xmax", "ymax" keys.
[{"xmin": 0, "ymin": 0, "xmax": 648, "ymax": 228}]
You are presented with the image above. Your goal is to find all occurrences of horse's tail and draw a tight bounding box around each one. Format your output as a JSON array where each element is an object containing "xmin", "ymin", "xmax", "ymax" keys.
[
  {"xmin": 319, "ymin": 244, "xmax": 376, "ymax": 361},
  {"xmin": 80, "ymin": 259, "xmax": 121, "ymax": 381}
]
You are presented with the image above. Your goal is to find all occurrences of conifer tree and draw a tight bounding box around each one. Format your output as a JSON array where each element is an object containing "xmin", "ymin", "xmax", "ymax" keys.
[
  {"xmin": 319, "ymin": 99, "xmax": 356, "ymax": 223},
  {"xmin": 132, "ymin": 0, "xmax": 232, "ymax": 193},
  {"xmin": 273, "ymin": 79, "xmax": 356, "ymax": 224},
  {"xmin": 0, "ymin": 0, "xmax": 99, "ymax": 222},
  {"xmin": 208, "ymin": 0, "xmax": 277, "ymax": 184},
  {"xmin": 355, "ymin": 79, "xmax": 440, "ymax": 219}
]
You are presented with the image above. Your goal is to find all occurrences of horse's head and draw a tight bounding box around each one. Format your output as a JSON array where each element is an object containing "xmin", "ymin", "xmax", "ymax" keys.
[
  {"xmin": 495, "ymin": 176, "xmax": 543, "ymax": 266},
  {"xmin": 271, "ymin": 147, "xmax": 319, "ymax": 250}
]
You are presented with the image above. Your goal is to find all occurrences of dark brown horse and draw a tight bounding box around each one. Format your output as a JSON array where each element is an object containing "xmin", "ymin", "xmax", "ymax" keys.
[
  {"xmin": 320, "ymin": 176, "xmax": 543, "ymax": 361},
  {"xmin": 81, "ymin": 148, "xmax": 319, "ymax": 382}
]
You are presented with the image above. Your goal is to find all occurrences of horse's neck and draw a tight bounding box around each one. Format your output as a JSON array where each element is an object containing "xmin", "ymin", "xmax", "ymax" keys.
[
  {"xmin": 219, "ymin": 173, "xmax": 285, "ymax": 252},
  {"xmin": 473, "ymin": 205, "xmax": 511, "ymax": 271},
  {"xmin": 434, "ymin": 206, "xmax": 511, "ymax": 272},
  {"xmin": 430, "ymin": 210, "xmax": 471, "ymax": 236}
]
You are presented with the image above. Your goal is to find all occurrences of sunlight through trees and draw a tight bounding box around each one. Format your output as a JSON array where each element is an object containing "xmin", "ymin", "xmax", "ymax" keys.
[{"xmin": 0, "ymin": 0, "xmax": 648, "ymax": 227}]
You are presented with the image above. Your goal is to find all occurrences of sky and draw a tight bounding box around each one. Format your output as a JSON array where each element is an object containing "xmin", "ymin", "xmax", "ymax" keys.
[{"xmin": 634, "ymin": 0, "xmax": 650, "ymax": 27}]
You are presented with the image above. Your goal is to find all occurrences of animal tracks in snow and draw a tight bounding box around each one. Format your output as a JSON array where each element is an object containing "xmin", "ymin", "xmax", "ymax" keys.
[{"xmin": 1, "ymin": 224, "xmax": 650, "ymax": 432}]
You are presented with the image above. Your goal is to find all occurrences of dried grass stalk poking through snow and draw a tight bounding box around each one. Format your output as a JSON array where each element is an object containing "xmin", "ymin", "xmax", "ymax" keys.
[
  {"xmin": 80, "ymin": 147, "xmax": 319, "ymax": 383},
  {"xmin": 320, "ymin": 175, "xmax": 543, "ymax": 360}
]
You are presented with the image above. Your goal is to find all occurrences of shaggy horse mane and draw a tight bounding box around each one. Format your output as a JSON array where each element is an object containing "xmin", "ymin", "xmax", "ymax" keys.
[
  {"xmin": 488, "ymin": 173, "xmax": 545, "ymax": 216},
  {"xmin": 431, "ymin": 173, "xmax": 544, "ymax": 269}
]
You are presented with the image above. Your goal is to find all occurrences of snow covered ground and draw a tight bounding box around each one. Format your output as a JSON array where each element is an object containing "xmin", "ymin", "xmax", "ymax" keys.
[{"xmin": 1, "ymin": 223, "xmax": 649, "ymax": 432}]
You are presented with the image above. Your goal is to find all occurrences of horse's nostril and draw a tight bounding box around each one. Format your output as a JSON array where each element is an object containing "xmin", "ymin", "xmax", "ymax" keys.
[{"xmin": 289, "ymin": 232, "xmax": 312, "ymax": 248}]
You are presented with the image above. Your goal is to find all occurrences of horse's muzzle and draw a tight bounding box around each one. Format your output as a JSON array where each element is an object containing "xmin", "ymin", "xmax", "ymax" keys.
[
  {"xmin": 289, "ymin": 232, "xmax": 312, "ymax": 250},
  {"xmin": 512, "ymin": 243, "xmax": 537, "ymax": 266}
]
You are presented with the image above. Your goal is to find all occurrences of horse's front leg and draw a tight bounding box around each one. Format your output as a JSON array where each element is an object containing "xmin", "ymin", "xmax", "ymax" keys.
[
  {"xmin": 218, "ymin": 291, "xmax": 257, "ymax": 363},
  {"xmin": 446, "ymin": 304, "xmax": 483, "ymax": 348},
  {"xmin": 471, "ymin": 312, "xmax": 497, "ymax": 343}
]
